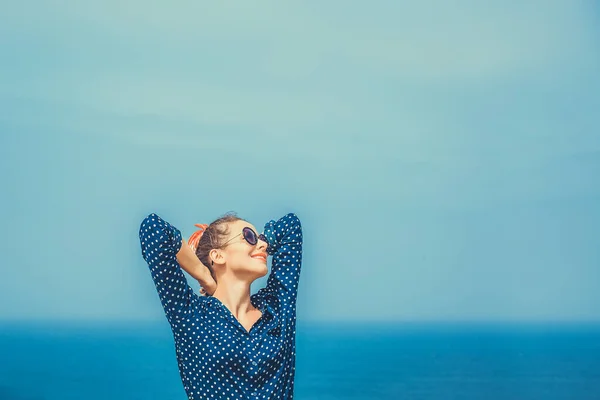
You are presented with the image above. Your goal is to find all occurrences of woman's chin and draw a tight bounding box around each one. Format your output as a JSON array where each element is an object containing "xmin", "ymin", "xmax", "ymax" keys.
[{"xmin": 258, "ymin": 265, "xmax": 268, "ymax": 277}]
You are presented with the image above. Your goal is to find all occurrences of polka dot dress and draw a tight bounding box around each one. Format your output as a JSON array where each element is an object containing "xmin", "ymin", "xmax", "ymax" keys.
[{"xmin": 139, "ymin": 213, "xmax": 303, "ymax": 399}]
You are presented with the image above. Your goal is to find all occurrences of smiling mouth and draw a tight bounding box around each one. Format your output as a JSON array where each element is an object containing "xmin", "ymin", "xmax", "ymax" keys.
[{"xmin": 252, "ymin": 255, "xmax": 267, "ymax": 263}]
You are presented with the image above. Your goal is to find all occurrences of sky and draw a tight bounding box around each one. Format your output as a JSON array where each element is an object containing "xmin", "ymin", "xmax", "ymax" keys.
[{"xmin": 0, "ymin": 0, "xmax": 599, "ymax": 323}]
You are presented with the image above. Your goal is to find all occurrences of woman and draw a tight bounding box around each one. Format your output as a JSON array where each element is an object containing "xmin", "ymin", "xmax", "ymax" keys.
[{"xmin": 138, "ymin": 211, "xmax": 303, "ymax": 400}]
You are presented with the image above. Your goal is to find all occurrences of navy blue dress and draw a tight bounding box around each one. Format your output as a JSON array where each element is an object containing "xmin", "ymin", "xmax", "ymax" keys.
[{"xmin": 139, "ymin": 212, "xmax": 303, "ymax": 399}]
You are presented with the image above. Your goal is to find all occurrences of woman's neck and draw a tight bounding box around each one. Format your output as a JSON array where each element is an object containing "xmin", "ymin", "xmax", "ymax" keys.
[{"xmin": 212, "ymin": 278, "xmax": 256, "ymax": 319}]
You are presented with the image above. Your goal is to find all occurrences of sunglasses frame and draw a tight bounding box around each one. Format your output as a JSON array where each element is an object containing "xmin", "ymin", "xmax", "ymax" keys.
[{"xmin": 220, "ymin": 226, "xmax": 267, "ymax": 248}]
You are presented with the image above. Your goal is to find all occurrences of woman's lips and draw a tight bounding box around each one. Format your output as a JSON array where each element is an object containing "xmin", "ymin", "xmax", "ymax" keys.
[{"xmin": 252, "ymin": 255, "xmax": 267, "ymax": 263}]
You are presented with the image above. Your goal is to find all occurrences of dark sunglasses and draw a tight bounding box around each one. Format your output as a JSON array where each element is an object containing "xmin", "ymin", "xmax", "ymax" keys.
[{"xmin": 221, "ymin": 227, "xmax": 267, "ymax": 247}]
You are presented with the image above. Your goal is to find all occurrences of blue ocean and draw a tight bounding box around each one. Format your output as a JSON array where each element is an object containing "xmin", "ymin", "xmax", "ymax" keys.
[{"xmin": 1, "ymin": 322, "xmax": 599, "ymax": 399}]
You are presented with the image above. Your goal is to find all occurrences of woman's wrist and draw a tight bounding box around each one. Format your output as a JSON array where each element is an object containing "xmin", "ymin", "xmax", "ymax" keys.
[
  {"xmin": 193, "ymin": 263, "xmax": 212, "ymax": 284},
  {"xmin": 177, "ymin": 240, "xmax": 208, "ymax": 279},
  {"xmin": 175, "ymin": 239, "xmax": 217, "ymax": 294},
  {"xmin": 196, "ymin": 266, "xmax": 217, "ymax": 295}
]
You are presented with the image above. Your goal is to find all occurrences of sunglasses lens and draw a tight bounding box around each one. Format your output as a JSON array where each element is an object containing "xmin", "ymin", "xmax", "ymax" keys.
[{"xmin": 243, "ymin": 227, "xmax": 258, "ymax": 245}]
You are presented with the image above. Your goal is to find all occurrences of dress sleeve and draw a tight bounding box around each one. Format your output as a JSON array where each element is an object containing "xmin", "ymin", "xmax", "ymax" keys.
[
  {"xmin": 261, "ymin": 213, "xmax": 303, "ymax": 307},
  {"xmin": 139, "ymin": 213, "xmax": 197, "ymax": 325}
]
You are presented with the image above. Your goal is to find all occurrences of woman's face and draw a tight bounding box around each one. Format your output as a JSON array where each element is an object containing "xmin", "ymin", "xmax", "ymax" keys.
[{"xmin": 217, "ymin": 220, "xmax": 269, "ymax": 279}]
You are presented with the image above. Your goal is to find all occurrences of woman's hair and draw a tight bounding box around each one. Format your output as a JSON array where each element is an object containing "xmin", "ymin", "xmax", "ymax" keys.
[{"xmin": 194, "ymin": 212, "xmax": 245, "ymax": 282}]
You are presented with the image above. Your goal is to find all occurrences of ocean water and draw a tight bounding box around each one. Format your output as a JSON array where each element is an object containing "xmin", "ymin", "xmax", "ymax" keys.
[{"xmin": 1, "ymin": 321, "xmax": 599, "ymax": 400}]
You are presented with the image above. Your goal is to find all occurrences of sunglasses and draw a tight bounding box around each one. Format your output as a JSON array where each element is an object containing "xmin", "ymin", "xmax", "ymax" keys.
[{"xmin": 221, "ymin": 227, "xmax": 267, "ymax": 248}]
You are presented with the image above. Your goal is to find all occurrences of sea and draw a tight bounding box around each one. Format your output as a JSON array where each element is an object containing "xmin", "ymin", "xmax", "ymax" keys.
[{"xmin": 1, "ymin": 321, "xmax": 599, "ymax": 400}]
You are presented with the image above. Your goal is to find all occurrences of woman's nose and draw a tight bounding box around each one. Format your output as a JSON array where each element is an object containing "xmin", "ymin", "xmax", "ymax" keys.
[{"xmin": 257, "ymin": 238, "xmax": 268, "ymax": 250}]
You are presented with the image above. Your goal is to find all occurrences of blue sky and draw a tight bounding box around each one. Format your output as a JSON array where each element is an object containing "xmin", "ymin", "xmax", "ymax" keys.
[{"xmin": 1, "ymin": 0, "xmax": 598, "ymax": 322}]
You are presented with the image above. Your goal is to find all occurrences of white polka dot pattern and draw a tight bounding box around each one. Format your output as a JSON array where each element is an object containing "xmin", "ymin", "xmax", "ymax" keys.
[{"xmin": 139, "ymin": 213, "xmax": 303, "ymax": 399}]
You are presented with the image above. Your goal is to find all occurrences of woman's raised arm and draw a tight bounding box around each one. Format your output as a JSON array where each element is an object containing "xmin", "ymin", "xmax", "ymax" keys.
[
  {"xmin": 139, "ymin": 213, "xmax": 212, "ymax": 324},
  {"xmin": 261, "ymin": 213, "xmax": 303, "ymax": 307}
]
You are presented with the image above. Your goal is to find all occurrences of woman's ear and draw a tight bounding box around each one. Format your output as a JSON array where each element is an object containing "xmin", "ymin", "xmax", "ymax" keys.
[{"xmin": 209, "ymin": 248, "xmax": 224, "ymax": 266}]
